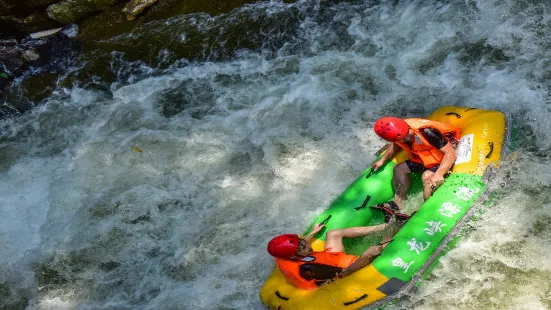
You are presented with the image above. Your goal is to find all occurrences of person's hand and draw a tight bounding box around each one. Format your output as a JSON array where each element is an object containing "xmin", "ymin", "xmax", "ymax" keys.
[
  {"xmin": 311, "ymin": 223, "xmax": 325, "ymax": 234},
  {"xmin": 371, "ymin": 159, "xmax": 385, "ymax": 171},
  {"xmin": 429, "ymin": 173, "xmax": 445, "ymax": 190}
]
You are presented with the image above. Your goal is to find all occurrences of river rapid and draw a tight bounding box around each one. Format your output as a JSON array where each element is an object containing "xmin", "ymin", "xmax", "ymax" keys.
[{"xmin": 1, "ymin": 0, "xmax": 551, "ymax": 309}]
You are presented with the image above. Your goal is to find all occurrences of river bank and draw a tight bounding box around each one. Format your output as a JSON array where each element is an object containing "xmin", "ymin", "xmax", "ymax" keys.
[{"xmin": 1, "ymin": 0, "xmax": 298, "ymax": 117}]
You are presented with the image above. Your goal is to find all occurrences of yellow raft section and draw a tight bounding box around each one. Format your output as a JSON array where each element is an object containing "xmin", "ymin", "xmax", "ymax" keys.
[{"xmin": 260, "ymin": 107, "xmax": 506, "ymax": 310}]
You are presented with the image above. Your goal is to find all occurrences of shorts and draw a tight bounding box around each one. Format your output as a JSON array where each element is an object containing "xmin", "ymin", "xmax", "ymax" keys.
[
  {"xmin": 405, "ymin": 160, "xmax": 453, "ymax": 176},
  {"xmin": 405, "ymin": 160, "xmax": 439, "ymax": 173}
]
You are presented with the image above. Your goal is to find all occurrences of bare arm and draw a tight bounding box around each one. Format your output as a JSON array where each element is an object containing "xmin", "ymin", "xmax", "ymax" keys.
[
  {"xmin": 434, "ymin": 142, "xmax": 456, "ymax": 177},
  {"xmin": 428, "ymin": 142, "xmax": 457, "ymax": 190},
  {"xmin": 304, "ymin": 223, "xmax": 324, "ymax": 243},
  {"xmin": 372, "ymin": 143, "xmax": 400, "ymax": 170},
  {"xmin": 381, "ymin": 143, "xmax": 400, "ymax": 162}
]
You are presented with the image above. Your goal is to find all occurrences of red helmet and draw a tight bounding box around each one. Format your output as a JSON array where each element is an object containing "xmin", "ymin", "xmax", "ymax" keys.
[
  {"xmin": 267, "ymin": 234, "xmax": 300, "ymax": 258},
  {"xmin": 374, "ymin": 117, "xmax": 409, "ymax": 142}
]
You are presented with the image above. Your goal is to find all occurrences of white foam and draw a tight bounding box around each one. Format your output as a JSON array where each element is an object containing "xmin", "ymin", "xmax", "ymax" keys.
[{"xmin": 2, "ymin": 0, "xmax": 551, "ymax": 309}]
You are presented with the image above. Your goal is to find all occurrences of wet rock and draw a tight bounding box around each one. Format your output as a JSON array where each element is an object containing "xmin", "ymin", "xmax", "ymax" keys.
[
  {"xmin": 0, "ymin": 76, "xmax": 13, "ymax": 111},
  {"xmin": 0, "ymin": 19, "xmax": 25, "ymax": 40},
  {"xmin": 46, "ymin": 0, "xmax": 125, "ymax": 24},
  {"xmin": 22, "ymin": 25, "xmax": 80, "ymax": 67},
  {"xmin": 0, "ymin": 39, "xmax": 25, "ymax": 75},
  {"xmin": 1, "ymin": 56, "xmax": 24, "ymax": 77},
  {"xmin": 0, "ymin": 0, "xmax": 58, "ymax": 24},
  {"xmin": 60, "ymin": 23, "xmax": 79, "ymax": 38},
  {"xmin": 0, "ymin": 23, "xmax": 79, "ymax": 109},
  {"xmin": 76, "ymin": 2, "xmax": 135, "ymax": 42},
  {"xmin": 22, "ymin": 13, "xmax": 62, "ymax": 33},
  {"xmin": 0, "ymin": 0, "xmax": 15, "ymax": 15},
  {"xmin": 77, "ymin": 0, "xmax": 266, "ymax": 44},
  {"xmin": 122, "ymin": 0, "xmax": 158, "ymax": 21},
  {"xmin": 79, "ymin": 1, "xmax": 301, "ymax": 70},
  {"xmin": 0, "ymin": 39, "xmax": 21, "ymax": 105},
  {"xmin": 1, "ymin": 0, "xmax": 58, "ymax": 11},
  {"xmin": 21, "ymin": 49, "xmax": 40, "ymax": 61},
  {"xmin": 22, "ymin": 0, "xmax": 58, "ymax": 9},
  {"xmin": 0, "ymin": 16, "xmax": 24, "ymax": 32},
  {"xmin": 6, "ymin": 72, "xmax": 59, "ymax": 111}
]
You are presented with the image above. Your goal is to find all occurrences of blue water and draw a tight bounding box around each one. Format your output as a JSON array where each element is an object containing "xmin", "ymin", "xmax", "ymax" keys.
[{"xmin": 1, "ymin": 0, "xmax": 551, "ymax": 309}]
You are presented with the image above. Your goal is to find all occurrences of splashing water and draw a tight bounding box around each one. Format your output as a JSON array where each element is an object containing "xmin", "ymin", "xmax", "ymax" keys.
[{"xmin": 1, "ymin": 0, "xmax": 551, "ymax": 309}]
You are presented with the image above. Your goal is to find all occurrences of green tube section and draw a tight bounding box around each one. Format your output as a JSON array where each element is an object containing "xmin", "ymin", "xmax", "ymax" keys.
[
  {"xmin": 304, "ymin": 161, "xmax": 395, "ymax": 246},
  {"xmin": 304, "ymin": 161, "xmax": 485, "ymax": 281},
  {"xmin": 373, "ymin": 172, "xmax": 484, "ymax": 281}
]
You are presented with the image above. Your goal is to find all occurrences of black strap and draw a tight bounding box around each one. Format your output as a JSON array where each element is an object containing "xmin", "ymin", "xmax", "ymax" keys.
[
  {"xmin": 320, "ymin": 215, "xmax": 332, "ymax": 225},
  {"xmin": 386, "ymin": 200, "xmax": 400, "ymax": 211},
  {"xmin": 445, "ymin": 112, "xmax": 461, "ymax": 118},
  {"xmin": 343, "ymin": 294, "xmax": 368, "ymax": 306},
  {"xmin": 275, "ymin": 291, "xmax": 289, "ymax": 301},
  {"xmin": 486, "ymin": 142, "xmax": 494, "ymax": 158},
  {"xmin": 365, "ymin": 169, "xmax": 374, "ymax": 179},
  {"xmin": 354, "ymin": 195, "xmax": 371, "ymax": 211},
  {"xmin": 299, "ymin": 263, "xmax": 343, "ymax": 281}
]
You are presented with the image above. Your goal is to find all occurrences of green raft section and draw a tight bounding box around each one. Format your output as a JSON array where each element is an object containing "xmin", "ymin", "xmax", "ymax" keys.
[{"xmin": 305, "ymin": 160, "xmax": 485, "ymax": 283}]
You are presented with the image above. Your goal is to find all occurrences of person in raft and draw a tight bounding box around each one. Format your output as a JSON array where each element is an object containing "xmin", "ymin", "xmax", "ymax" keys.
[
  {"xmin": 371, "ymin": 117, "xmax": 460, "ymax": 215},
  {"xmin": 267, "ymin": 220, "xmax": 403, "ymax": 289}
]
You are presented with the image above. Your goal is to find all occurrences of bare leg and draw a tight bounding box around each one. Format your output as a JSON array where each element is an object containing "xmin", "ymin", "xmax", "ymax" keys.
[
  {"xmin": 421, "ymin": 170, "xmax": 435, "ymax": 201},
  {"xmin": 392, "ymin": 162, "xmax": 412, "ymax": 209},
  {"xmin": 338, "ymin": 222, "xmax": 401, "ymax": 278},
  {"xmin": 338, "ymin": 245, "xmax": 383, "ymax": 277},
  {"xmin": 324, "ymin": 224, "xmax": 388, "ymax": 252}
]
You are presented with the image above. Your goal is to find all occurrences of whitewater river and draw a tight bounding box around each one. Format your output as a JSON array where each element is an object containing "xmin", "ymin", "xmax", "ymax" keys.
[{"xmin": 1, "ymin": 0, "xmax": 551, "ymax": 309}]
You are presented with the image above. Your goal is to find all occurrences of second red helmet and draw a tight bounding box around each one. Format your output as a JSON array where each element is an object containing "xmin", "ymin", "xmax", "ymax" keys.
[
  {"xmin": 374, "ymin": 117, "xmax": 409, "ymax": 142},
  {"xmin": 267, "ymin": 234, "xmax": 300, "ymax": 259}
]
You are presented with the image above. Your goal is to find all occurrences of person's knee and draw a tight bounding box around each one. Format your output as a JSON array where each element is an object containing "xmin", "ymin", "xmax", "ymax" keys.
[
  {"xmin": 326, "ymin": 229, "xmax": 342, "ymax": 240},
  {"xmin": 393, "ymin": 162, "xmax": 410, "ymax": 176}
]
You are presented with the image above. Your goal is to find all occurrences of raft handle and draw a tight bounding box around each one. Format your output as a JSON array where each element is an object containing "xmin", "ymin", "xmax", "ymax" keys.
[
  {"xmin": 355, "ymin": 170, "xmax": 375, "ymax": 210},
  {"xmin": 445, "ymin": 112, "xmax": 461, "ymax": 118},
  {"xmin": 343, "ymin": 294, "xmax": 368, "ymax": 306},
  {"xmin": 365, "ymin": 169, "xmax": 374, "ymax": 179},
  {"xmin": 275, "ymin": 291, "xmax": 289, "ymax": 301},
  {"xmin": 486, "ymin": 142, "xmax": 494, "ymax": 158},
  {"xmin": 320, "ymin": 215, "xmax": 332, "ymax": 225},
  {"xmin": 354, "ymin": 195, "xmax": 372, "ymax": 211}
]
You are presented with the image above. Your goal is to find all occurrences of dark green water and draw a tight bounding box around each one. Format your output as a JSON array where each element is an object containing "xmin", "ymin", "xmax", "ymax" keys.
[{"xmin": 1, "ymin": 0, "xmax": 551, "ymax": 309}]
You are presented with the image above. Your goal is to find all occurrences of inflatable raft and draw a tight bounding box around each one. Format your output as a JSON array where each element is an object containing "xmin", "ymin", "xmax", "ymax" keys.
[{"xmin": 260, "ymin": 106, "xmax": 509, "ymax": 309}]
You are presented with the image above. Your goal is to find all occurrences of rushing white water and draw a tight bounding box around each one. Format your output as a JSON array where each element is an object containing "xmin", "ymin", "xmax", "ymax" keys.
[{"xmin": 1, "ymin": 0, "xmax": 551, "ymax": 309}]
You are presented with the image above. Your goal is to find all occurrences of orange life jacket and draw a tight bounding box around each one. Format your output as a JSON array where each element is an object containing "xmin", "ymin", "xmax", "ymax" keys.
[
  {"xmin": 274, "ymin": 251, "xmax": 358, "ymax": 290},
  {"xmin": 395, "ymin": 118, "xmax": 461, "ymax": 168}
]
